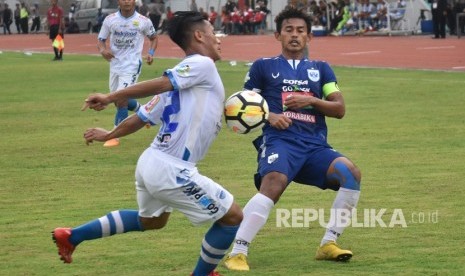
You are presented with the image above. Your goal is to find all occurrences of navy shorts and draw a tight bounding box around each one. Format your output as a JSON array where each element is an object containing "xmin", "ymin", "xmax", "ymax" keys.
[{"xmin": 253, "ymin": 134, "xmax": 344, "ymax": 191}]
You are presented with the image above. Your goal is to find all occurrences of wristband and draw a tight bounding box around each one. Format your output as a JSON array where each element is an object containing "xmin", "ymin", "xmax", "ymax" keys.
[{"xmin": 148, "ymin": 49, "xmax": 155, "ymax": 56}]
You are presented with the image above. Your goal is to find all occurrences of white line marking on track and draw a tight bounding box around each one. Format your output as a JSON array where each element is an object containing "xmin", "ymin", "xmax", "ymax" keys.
[
  {"xmin": 417, "ymin": 46, "xmax": 455, "ymax": 50},
  {"xmin": 340, "ymin": 50, "xmax": 381, "ymax": 55}
]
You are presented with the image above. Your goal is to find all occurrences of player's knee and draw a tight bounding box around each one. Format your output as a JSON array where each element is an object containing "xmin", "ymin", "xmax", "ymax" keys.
[
  {"xmin": 260, "ymin": 172, "xmax": 288, "ymax": 203},
  {"xmin": 331, "ymin": 160, "xmax": 361, "ymax": 191},
  {"xmin": 218, "ymin": 202, "xmax": 243, "ymax": 226},
  {"xmin": 139, "ymin": 213, "xmax": 170, "ymax": 230}
]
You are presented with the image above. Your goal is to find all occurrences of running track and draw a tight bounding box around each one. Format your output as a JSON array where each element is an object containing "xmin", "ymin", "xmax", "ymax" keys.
[{"xmin": 1, "ymin": 33, "xmax": 464, "ymax": 71}]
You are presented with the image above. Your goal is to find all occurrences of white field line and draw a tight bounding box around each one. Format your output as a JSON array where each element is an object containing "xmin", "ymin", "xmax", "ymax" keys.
[{"xmin": 340, "ymin": 50, "xmax": 381, "ymax": 56}]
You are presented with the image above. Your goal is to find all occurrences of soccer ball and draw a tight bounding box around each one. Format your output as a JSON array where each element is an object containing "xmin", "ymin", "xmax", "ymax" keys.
[{"xmin": 224, "ymin": 90, "xmax": 269, "ymax": 134}]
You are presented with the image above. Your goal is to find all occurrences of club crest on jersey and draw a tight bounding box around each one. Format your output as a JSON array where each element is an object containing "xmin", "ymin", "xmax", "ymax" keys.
[
  {"xmin": 144, "ymin": 95, "xmax": 160, "ymax": 112},
  {"xmin": 268, "ymin": 153, "xmax": 279, "ymax": 164},
  {"xmin": 176, "ymin": 65, "xmax": 191, "ymax": 76},
  {"xmin": 307, "ymin": 69, "xmax": 320, "ymax": 82},
  {"xmin": 133, "ymin": 20, "xmax": 140, "ymax": 27}
]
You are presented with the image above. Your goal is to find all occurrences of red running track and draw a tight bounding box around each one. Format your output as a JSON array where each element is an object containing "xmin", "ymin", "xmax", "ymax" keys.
[{"xmin": 1, "ymin": 33, "xmax": 464, "ymax": 71}]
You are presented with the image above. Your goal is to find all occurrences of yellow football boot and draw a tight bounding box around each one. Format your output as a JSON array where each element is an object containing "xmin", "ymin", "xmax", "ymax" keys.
[
  {"xmin": 224, "ymin": 253, "xmax": 250, "ymax": 271},
  {"xmin": 315, "ymin": 241, "xmax": 353, "ymax": 262}
]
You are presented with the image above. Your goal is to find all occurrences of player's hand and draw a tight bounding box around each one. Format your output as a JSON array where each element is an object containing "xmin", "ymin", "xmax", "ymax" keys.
[
  {"xmin": 82, "ymin": 93, "xmax": 111, "ymax": 111},
  {"xmin": 284, "ymin": 94, "xmax": 315, "ymax": 110},
  {"xmin": 100, "ymin": 50, "xmax": 114, "ymax": 62},
  {"xmin": 146, "ymin": 55, "xmax": 154, "ymax": 65},
  {"xmin": 84, "ymin": 127, "xmax": 110, "ymax": 145},
  {"xmin": 268, "ymin": 112, "xmax": 292, "ymax": 130}
]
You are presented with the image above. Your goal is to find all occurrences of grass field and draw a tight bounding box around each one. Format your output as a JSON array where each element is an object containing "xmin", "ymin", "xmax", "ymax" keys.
[{"xmin": 1, "ymin": 51, "xmax": 465, "ymax": 276}]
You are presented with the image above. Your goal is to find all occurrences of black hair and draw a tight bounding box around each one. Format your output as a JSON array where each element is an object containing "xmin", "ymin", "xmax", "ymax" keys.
[
  {"xmin": 275, "ymin": 6, "xmax": 312, "ymax": 34},
  {"xmin": 167, "ymin": 11, "xmax": 209, "ymax": 50}
]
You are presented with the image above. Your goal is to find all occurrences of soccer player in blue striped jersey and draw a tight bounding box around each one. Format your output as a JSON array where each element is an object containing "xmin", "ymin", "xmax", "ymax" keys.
[
  {"xmin": 224, "ymin": 6, "xmax": 362, "ymax": 271},
  {"xmin": 52, "ymin": 11, "xmax": 242, "ymax": 276}
]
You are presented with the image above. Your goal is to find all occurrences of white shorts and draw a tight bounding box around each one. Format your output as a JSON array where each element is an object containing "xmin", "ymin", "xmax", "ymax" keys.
[
  {"xmin": 109, "ymin": 71, "xmax": 140, "ymax": 92},
  {"xmin": 135, "ymin": 148, "xmax": 234, "ymax": 226}
]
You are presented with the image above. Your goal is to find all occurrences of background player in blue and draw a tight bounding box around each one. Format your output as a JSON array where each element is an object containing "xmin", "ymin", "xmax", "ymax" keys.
[
  {"xmin": 224, "ymin": 6, "xmax": 362, "ymax": 271},
  {"xmin": 52, "ymin": 11, "xmax": 242, "ymax": 276}
]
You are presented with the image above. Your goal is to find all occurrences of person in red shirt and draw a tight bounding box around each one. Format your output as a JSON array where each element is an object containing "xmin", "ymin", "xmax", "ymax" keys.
[
  {"xmin": 47, "ymin": 0, "xmax": 64, "ymax": 61},
  {"xmin": 208, "ymin": 6, "xmax": 218, "ymax": 28}
]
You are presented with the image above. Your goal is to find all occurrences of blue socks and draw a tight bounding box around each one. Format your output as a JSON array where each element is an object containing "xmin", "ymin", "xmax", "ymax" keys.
[
  {"xmin": 114, "ymin": 100, "xmax": 140, "ymax": 126},
  {"xmin": 330, "ymin": 161, "xmax": 360, "ymax": 191},
  {"xmin": 127, "ymin": 99, "xmax": 140, "ymax": 112},
  {"xmin": 114, "ymin": 107, "xmax": 128, "ymax": 126},
  {"xmin": 69, "ymin": 210, "xmax": 143, "ymax": 246},
  {"xmin": 192, "ymin": 223, "xmax": 239, "ymax": 276}
]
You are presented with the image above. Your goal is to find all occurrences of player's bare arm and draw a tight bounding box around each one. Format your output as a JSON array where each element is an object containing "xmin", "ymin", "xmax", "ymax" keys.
[
  {"xmin": 97, "ymin": 40, "xmax": 114, "ymax": 61},
  {"xmin": 146, "ymin": 35, "xmax": 158, "ymax": 65},
  {"xmin": 84, "ymin": 114, "xmax": 146, "ymax": 145},
  {"xmin": 284, "ymin": 92, "xmax": 345, "ymax": 119},
  {"xmin": 83, "ymin": 76, "xmax": 173, "ymax": 111}
]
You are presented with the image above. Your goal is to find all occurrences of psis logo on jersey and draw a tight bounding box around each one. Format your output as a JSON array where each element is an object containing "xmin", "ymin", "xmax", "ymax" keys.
[{"xmin": 307, "ymin": 69, "xmax": 320, "ymax": 82}]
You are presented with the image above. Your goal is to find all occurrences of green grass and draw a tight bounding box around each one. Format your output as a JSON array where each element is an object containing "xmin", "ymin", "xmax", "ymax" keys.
[{"xmin": 1, "ymin": 51, "xmax": 465, "ymax": 275}]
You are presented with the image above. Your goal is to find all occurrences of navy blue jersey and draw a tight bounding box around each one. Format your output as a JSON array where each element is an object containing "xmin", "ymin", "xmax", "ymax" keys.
[{"xmin": 245, "ymin": 55, "xmax": 338, "ymax": 146}]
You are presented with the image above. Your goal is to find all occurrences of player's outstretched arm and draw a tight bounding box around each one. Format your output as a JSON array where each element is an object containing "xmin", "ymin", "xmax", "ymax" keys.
[
  {"xmin": 84, "ymin": 114, "xmax": 147, "ymax": 145},
  {"xmin": 82, "ymin": 76, "xmax": 173, "ymax": 112}
]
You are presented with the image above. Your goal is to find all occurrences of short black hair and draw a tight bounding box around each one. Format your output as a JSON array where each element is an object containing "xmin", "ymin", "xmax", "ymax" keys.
[
  {"xmin": 275, "ymin": 6, "xmax": 312, "ymax": 34},
  {"xmin": 168, "ymin": 11, "xmax": 209, "ymax": 50}
]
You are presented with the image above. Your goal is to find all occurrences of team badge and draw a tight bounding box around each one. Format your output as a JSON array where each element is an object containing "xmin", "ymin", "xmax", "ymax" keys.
[
  {"xmin": 133, "ymin": 20, "xmax": 139, "ymax": 27},
  {"xmin": 307, "ymin": 69, "xmax": 320, "ymax": 82},
  {"xmin": 144, "ymin": 95, "xmax": 160, "ymax": 112},
  {"xmin": 268, "ymin": 153, "xmax": 279, "ymax": 164},
  {"xmin": 176, "ymin": 65, "xmax": 191, "ymax": 76}
]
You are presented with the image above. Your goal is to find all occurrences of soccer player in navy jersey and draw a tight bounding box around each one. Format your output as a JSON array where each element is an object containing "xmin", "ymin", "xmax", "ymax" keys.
[
  {"xmin": 52, "ymin": 11, "xmax": 242, "ymax": 276},
  {"xmin": 224, "ymin": 6, "xmax": 362, "ymax": 271}
]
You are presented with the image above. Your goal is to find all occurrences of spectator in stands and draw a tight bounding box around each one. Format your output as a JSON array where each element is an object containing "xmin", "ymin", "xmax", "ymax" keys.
[
  {"xmin": 329, "ymin": 0, "xmax": 350, "ymax": 35},
  {"xmin": 455, "ymin": 0, "xmax": 465, "ymax": 35},
  {"xmin": 94, "ymin": 8, "xmax": 105, "ymax": 33},
  {"xmin": 138, "ymin": 1, "xmax": 149, "ymax": 17},
  {"xmin": 190, "ymin": 0, "xmax": 198, "ymax": 12},
  {"xmin": 30, "ymin": 4, "xmax": 40, "ymax": 33},
  {"xmin": 430, "ymin": 0, "xmax": 447, "ymax": 38},
  {"xmin": 199, "ymin": 7, "xmax": 208, "ymax": 20},
  {"xmin": 2, "ymin": 3, "xmax": 13, "ymax": 35},
  {"xmin": 243, "ymin": 6, "xmax": 254, "ymax": 34},
  {"xmin": 318, "ymin": 0, "xmax": 328, "ymax": 27},
  {"xmin": 373, "ymin": 0, "xmax": 388, "ymax": 31},
  {"xmin": 20, "ymin": 2, "xmax": 29, "ymax": 34},
  {"xmin": 359, "ymin": 0, "xmax": 375, "ymax": 31},
  {"xmin": 445, "ymin": 1, "xmax": 455, "ymax": 35},
  {"xmin": 66, "ymin": 17, "xmax": 80, "ymax": 33},
  {"xmin": 253, "ymin": 5, "xmax": 266, "ymax": 34},
  {"xmin": 347, "ymin": 0, "xmax": 360, "ymax": 31},
  {"xmin": 257, "ymin": 0, "xmax": 270, "ymax": 30},
  {"xmin": 221, "ymin": 5, "xmax": 233, "ymax": 34},
  {"xmin": 148, "ymin": 0, "xmax": 164, "ymax": 30},
  {"xmin": 225, "ymin": 0, "xmax": 236, "ymax": 14},
  {"xmin": 14, "ymin": 3, "xmax": 21, "ymax": 34},
  {"xmin": 159, "ymin": 6, "xmax": 173, "ymax": 34},
  {"xmin": 231, "ymin": 7, "xmax": 244, "ymax": 34},
  {"xmin": 209, "ymin": 6, "xmax": 218, "ymax": 29},
  {"xmin": 69, "ymin": 2, "xmax": 76, "ymax": 20},
  {"xmin": 389, "ymin": 0, "xmax": 407, "ymax": 30}
]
